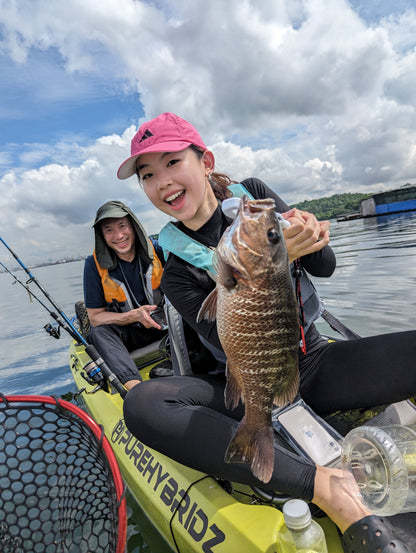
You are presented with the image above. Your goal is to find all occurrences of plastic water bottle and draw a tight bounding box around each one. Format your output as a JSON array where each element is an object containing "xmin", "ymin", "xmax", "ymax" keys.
[
  {"xmin": 278, "ymin": 499, "xmax": 328, "ymax": 553},
  {"xmin": 342, "ymin": 424, "xmax": 416, "ymax": 516}
]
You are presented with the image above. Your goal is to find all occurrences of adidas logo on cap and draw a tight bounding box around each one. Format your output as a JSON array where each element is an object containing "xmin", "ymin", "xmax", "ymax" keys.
[{"xmin": 139, "ymin": 129, "xmax": 154, "ymax": 143}]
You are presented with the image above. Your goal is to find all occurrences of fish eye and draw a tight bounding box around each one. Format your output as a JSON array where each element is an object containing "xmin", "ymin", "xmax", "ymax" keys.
[{"xmin": 267, "ymin": 228, "xmax": 280, "ymax": 244}]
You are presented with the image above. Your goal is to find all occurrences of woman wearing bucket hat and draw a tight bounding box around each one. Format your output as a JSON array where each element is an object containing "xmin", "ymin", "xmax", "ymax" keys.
[{"xmin": 120, "ymin": 113, "xmax": 415, "ymax": 551}]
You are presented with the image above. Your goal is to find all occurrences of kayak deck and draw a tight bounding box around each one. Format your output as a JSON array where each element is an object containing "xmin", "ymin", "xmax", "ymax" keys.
[{"xmin": 69, "ymin": 340, "xmax": 344, "ymax": 553}]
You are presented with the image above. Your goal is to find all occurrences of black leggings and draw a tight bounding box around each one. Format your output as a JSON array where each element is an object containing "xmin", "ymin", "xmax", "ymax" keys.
[
  {"xmin": 123, "ymin": 330, "xmax": 416, "ymax": 500},
  {"xmin": 300, "ymin": 330, "xmax": 416, "ymax": 413}
]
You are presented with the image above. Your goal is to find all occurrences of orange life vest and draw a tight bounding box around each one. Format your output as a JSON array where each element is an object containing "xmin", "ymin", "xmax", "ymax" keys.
[{"xmin": 92, "ymin": 241, "xmax": 163, "ymax": 309}]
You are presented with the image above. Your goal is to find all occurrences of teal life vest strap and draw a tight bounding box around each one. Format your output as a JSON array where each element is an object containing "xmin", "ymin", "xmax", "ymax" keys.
[
  {"xmin": 227, "ymin": 182, "xmax": 254, "ymax": 200},
  {"xmin": 158, "ymin": 225, "xmax": 216, "ymax": 272}
]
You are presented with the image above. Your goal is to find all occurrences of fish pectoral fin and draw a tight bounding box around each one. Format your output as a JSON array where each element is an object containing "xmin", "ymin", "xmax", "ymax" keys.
[
  {"xmin": 196, "ymin": 288, "xmax": 218, "ymax": 323},
  {"xmin": 274, "ymin": 369, "xmax": 300, "ymax": 407},
  {"xmin": 225, "ymin": 420, "xmax": 275, "ymax": 484},
  {"xmin": 224, "ymin": 361, "xmax": 243, "ymax": 410}
]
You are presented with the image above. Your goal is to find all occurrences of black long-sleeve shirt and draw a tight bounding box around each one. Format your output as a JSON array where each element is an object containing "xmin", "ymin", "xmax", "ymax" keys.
[{"xmin": 161, "ymin": 177, "xmax": 336, "ymax": 353}]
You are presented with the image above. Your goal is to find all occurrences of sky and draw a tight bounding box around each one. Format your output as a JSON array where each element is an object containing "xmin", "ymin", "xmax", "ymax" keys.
[{"xmin": 1, "ymin": 0, "xmax": 416, "ymax": 265}]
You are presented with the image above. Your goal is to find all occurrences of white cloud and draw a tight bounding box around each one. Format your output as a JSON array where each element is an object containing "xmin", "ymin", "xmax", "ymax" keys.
[{"xmin": 0, "ymin": 0, "xmax": 416, "ymax": 264}]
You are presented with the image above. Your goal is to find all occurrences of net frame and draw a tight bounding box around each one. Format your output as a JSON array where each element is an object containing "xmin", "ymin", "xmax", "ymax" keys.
[{"xmin": 0, "ymin": 394, "xmax": 127, "ymax": 553}]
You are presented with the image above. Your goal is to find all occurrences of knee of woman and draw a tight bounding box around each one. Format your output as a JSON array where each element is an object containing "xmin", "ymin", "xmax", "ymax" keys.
[{"xmin": 123, "ymin": 381, "xmax": 157, "ymax": 437}]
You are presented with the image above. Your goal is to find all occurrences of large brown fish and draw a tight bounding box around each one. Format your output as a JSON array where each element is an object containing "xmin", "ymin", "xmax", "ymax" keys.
[{"xmin": 197, "ymin": 195, "xmax": 299, "ymax": 483}]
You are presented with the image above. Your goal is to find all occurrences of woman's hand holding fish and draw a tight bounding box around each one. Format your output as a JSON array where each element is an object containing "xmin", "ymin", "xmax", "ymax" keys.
[{"xmin": 282, "ymin": 208, "xmax": 330, "ymax": 263}]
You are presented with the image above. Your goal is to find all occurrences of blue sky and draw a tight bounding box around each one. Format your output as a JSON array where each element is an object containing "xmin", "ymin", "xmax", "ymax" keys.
[
  {"xmin": 1, "ymin": 50, "xmax": 140, "ymax": 144},
  {"xmin": 1, "ymin": 0, "xmax": 416, "ymax": 264},
  {"xmin": 0, "ymin": 45, "xmax": 142, "ymax": 168}
]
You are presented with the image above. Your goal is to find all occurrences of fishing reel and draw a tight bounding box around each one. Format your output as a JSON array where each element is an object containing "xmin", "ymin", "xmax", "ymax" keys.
[
  {"xmin": 81, "ymin": 361, "xmax": 109, "ymax": 394},
  {"xmin": 44, "ymin": 323, "xmax": 61, "ymax": 339}
]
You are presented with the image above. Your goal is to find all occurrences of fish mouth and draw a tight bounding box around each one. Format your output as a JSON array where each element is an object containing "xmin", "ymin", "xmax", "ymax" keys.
[
  {"xmin": 218, "ymin": 195, "xmax": 278, "ymax": 278},
  {"xmin": 238, "ymin": 195, "xmax": 278, "ymax": 254},
  {"xmin": 240, "ymin": 195, "xmax": 276, "ymax": 218}
]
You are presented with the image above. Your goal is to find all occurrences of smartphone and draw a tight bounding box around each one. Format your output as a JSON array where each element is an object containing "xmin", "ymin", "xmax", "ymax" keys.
[
  {"xmin": 273, "ymin": 401, "xmax": 342, "ymax": 466},
  {"xmin": 150, "ymin": 307, "xmax": 168, "ymax": 330}
]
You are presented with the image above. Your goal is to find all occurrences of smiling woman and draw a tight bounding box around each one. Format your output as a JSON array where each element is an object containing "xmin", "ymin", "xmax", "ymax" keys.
[
  {"xmin": 118, "ymin": 113, "xmax": 230, "ymax": 230},
  {"xmin": 117, "ymin": 112, "xmax": 416, "ymax": 553},
  {"xmin": 138, "ymin": 149, "xmax": 218, "ymax": 230}
]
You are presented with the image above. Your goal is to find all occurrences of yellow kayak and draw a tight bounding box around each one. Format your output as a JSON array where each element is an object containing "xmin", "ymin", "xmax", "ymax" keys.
[{"xmin": 69, "ymin": 340, "xmax": 343, "ymax": 553}]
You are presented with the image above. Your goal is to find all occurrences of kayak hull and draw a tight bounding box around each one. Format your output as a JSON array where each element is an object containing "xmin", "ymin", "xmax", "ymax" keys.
[{"xmin": 69, "ymin": 340, "xmax": 343, "ymax": 553}]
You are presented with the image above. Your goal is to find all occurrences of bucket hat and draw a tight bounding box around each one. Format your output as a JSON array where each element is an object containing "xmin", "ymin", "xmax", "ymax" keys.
[
  {"xmin": 93, "ymin": 201, "xmax": 130, "ymax": 227},
  {"xmin": 93, "ymin": 200, "xmax": 153, "ymax": 270}
]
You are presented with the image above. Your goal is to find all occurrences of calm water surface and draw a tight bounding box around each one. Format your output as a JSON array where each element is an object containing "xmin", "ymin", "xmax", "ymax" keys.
[
  {"xmin": 1, "ymin": 210, "xmax": 416, "ymax": 551},
  {"xmin": 313, "ymin": 211, "xmax": 416, "ymax": 336}
]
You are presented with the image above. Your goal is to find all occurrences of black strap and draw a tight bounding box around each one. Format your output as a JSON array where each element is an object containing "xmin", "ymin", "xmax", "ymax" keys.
[
  {"xmin": 321, "ymin": 309, "xmax": 361, "ymax": 340},
  {"xmin": 342, "ymin": 515, "xmax": 411, "ymax": 553}
]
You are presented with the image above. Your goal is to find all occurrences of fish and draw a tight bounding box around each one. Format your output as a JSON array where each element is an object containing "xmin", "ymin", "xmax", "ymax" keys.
[{"xmin": 197, "ymin": 195, "xmax": 300, "ymax": 483}]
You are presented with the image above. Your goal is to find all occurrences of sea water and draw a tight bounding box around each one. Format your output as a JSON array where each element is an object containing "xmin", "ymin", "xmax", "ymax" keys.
[{"xmin": 1, "ymin": 210, "xmax": 416, "ymax": 551}]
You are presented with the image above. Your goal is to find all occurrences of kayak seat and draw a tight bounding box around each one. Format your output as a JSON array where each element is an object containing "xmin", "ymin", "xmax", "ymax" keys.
[
  {"xmin": 75, "ymin": 300, "xmax": 91, "ymax": 336},
  {"xmin": 129, "ymin": 333, "xmax": 170, "ymax": 370}
]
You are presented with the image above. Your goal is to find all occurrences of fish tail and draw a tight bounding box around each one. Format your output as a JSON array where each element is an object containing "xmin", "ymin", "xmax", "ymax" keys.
[
  {"xmin": 225, "ymin": 419, "xmax": 274, "ymax": 483},
  {"xmin": 274, "ymin": 369, "xmax": 300, "ymax": 407}
]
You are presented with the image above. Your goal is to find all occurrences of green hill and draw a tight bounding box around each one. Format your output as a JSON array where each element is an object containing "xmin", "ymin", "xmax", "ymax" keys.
[{"xmin": 290, "ymin": 192, "xmax": 372, "ymax": 220}]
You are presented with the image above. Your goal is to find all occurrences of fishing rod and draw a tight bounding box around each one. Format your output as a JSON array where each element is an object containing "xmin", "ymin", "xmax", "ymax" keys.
[
  {"xmin": 0, "ymin": 260, "xmax": 63, "ymax": 339},
  {"xmin": 0, "ymin": 235, "xmax": 85, "ymax": 342},
  {"xmin": 0, "ymin": 236, "xmax": 127, "ymax": 397}
]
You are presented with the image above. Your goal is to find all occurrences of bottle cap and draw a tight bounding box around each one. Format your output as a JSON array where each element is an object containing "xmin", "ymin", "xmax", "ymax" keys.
[{"xmin": 282, "ymin": 499, "xmax": 311, "ymax": 529}]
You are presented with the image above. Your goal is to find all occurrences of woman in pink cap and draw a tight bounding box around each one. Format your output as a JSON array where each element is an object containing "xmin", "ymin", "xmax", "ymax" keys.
[{"xmin": 120, "ymin": 113, "xmax": 414, "ymax": 552}]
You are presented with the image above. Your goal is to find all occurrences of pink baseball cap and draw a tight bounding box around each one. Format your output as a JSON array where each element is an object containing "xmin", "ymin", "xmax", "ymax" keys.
[{"xmin": 117, "ymin": 112, "xmax": 207, "ymax": 179}]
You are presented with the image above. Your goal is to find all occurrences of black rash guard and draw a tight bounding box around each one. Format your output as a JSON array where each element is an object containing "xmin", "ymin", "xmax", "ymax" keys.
[
  {"xmin": 123, "ymin": 177, "xmax": 416, "ymax": 501},
  {"xmin": 160, "ymin": 178, "xmax": 336, "ymax": 355}
]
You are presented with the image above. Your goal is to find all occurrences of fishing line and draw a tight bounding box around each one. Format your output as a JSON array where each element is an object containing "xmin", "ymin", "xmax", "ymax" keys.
[
  {"xmin": 0, "ymin": 236, "xmax": 127, "ymax": 397},
  {"xmin": 0, "ymin": 260, "xmax": 56, "ymax": 314},
  {"xmin": 0, "ymin": 234, "xmax": 84, "ymax": 343}
]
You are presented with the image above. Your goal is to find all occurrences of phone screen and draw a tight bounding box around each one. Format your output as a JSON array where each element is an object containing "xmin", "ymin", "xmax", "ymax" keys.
[{"xmin": 277, "ymin": 405, "xmax": 342, "ymax": 465}]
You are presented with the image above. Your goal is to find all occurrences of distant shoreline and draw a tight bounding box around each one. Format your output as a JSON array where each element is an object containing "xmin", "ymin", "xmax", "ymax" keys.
[{"xmin": 0, "ymin": 256, "xmax": 87, "ymax": 274}]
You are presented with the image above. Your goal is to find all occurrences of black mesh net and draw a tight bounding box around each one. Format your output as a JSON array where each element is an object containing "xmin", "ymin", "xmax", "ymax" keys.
[{"xmin": 0, "ymin": 395, "xmax": 125, "ymax": 553}]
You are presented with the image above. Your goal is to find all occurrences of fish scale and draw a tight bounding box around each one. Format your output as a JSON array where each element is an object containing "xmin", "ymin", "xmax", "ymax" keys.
[{"xmin": 197, "ymin": 195, "xmax": 300, "ymax": 483}]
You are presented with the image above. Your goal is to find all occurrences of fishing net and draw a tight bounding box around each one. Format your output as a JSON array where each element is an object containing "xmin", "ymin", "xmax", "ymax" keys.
[{"xmin": 0, "ymin": 394, "xmax": 126, "ymax": 553}]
